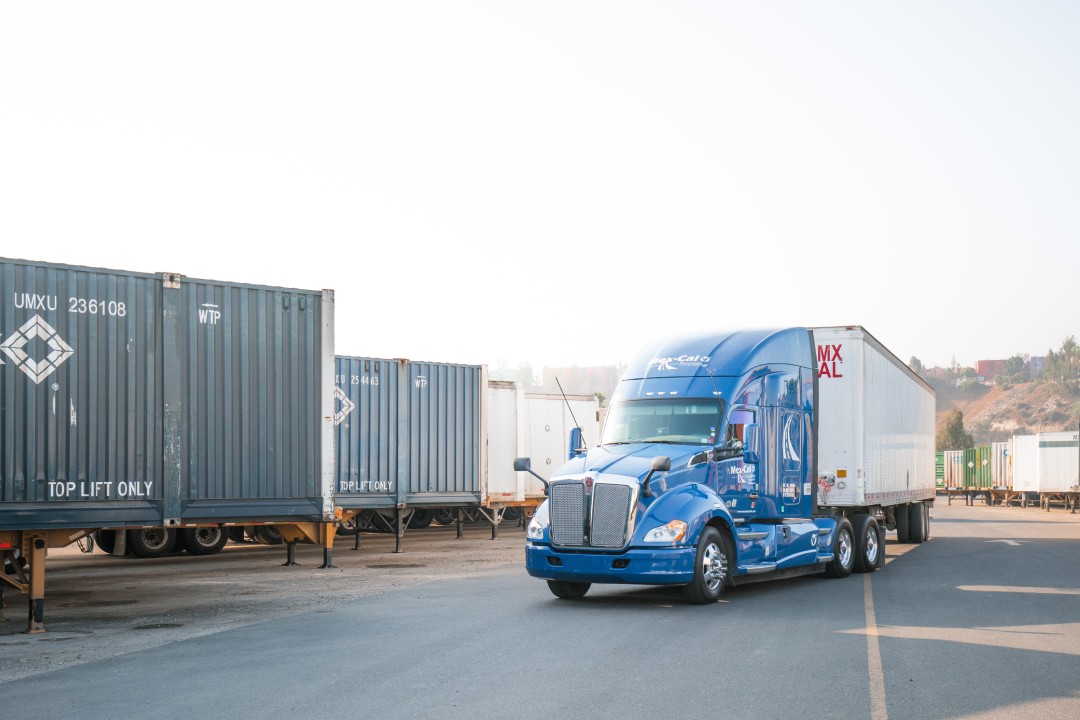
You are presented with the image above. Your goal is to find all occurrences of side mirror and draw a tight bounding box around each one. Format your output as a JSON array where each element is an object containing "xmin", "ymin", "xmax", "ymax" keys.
[
  {"xmin": 514, "ymin": 456, "xmax": 549, "ymax": 494},
  {"xmin": 742, "ymin": 424, "xmax": 760, "ymax": 464},
  {"xmin": 568, "ymin": 427, "xmax": 585, "ymax": 459},
  {"xmin": 642, "ymin": 455, "xmax": 671, "ymax": 497}
]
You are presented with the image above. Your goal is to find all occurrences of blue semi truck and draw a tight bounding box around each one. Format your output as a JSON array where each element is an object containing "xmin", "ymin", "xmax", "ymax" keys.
[{"xmin": 518, "ymin": 326, "xmax": 936, "ymax": 603}]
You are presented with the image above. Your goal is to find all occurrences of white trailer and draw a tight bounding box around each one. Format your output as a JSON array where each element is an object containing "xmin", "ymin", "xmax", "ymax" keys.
[
  {"xmin": 1011, "ymin": 432, "xmax": 1080, "ymax": 511},
  {"xmin": 811, "ymin": 326, "xmax": 937, "ymax": 543},
  {"xmin": 485, "ymin": 382, "xmax": 601, "ymax": 521}
]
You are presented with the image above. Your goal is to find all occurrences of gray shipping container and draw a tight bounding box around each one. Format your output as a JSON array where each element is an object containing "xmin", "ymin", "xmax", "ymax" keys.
[
  {"xmin": 0, "ymin": 257, "xmax": 336, "ymax": 532},
  {"xmin": 334, "ymin": 356, "xmax": 486, "ymax": 509}
]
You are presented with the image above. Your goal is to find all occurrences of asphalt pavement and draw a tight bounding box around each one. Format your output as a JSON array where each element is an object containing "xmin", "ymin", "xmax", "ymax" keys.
[{"xmin": 2, "ymin": 503, "xmax": 1078, "ymax": 719}]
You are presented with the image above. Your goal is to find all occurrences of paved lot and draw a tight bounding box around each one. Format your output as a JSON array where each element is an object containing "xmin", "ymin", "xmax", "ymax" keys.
[{"xmin": 2, "ymin": 504, "xmax": 1079, "ymax": 719}]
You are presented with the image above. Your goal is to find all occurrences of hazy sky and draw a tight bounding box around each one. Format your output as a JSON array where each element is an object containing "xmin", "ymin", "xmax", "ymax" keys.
[{"xmin": 3, "ymin": 2, "xmax": 1077, "ymax": 372}]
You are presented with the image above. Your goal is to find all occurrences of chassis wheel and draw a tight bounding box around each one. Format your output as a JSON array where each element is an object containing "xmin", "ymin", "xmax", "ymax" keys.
[
  {"xmin": 547, "ymin": 580, "xmax": 591, "ymax": 600},
  {"xmin": 909, "ymin": 502, "xmax": 928, "ymax": 544},
  {"xmin": 129, "ymin": 528, "xmax": 177, "ymax": 558},
  {"xmin": 95, "ymin": 529, "xmax": 117, "ymax": 554},
  {"xmin": 181, "ymin": 527, "xmax": 229, "ymax": 555},
  {"xmin": 825, "ymin": 518, "xmax": 855, "ymax": 578},
  {"xmin": 895, "ymin": 504, "xmax": 910, "ymax": 544},
  {"xmin": 851, "ymin": 514, "xmax": 880, "ymax": 573},
  {"xmin": 408, "ymin": 509, "xmax": 434, "ymax": 529},
  {"xmin": 683, "ymin": 527, "xmax": 731, "ymax": 604}
]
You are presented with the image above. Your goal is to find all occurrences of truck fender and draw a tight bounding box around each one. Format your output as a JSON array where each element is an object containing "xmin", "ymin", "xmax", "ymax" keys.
[{"xmin": 633, "ymin": 483, "xmax": 737, "ymax": 546}]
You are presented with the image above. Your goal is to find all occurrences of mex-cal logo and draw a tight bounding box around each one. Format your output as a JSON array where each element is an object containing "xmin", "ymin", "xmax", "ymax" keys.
[
  {"xmin": 0, "ymin": 315, "xmax": 75, "ymax": 384},
  {"xmin": 817, "ymin": 344, "xmax": 843, "ymax": 379},
  {"xmin": 649, "ymin": 355, "xmax": 711, "ymax": 372}
]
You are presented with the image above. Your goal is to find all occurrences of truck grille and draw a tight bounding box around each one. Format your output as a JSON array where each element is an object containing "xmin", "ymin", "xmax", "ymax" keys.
[
  {"xmin": 550, "ymin": 482, "xmax": 586, "ymax": 546},
  {"xmin": 549, "ymin": 479, "xmax": 633, "ymax": 548},
  {"xmin": 590, "ymin": 483, "xmax": 632, "ymax": 547}
]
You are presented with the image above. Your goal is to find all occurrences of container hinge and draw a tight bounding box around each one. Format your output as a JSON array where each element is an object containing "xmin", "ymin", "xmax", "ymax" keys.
[{"xmin": 162, "ymin": 273, "xmax": 183, "ymax": 289}]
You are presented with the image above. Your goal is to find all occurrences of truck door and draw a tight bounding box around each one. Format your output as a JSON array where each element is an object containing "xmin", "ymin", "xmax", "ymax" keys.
[
  {"xmin": 778, "ymin": 409, "xmax": 810, "ymax": 518},
  {"xmin": 716, "ymin": 407, "xmax": 760, "ymax": 518}
]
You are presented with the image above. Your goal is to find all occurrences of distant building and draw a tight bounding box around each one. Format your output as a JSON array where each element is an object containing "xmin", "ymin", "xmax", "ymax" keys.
[
  {"xmin": 975, "ymin": 359, "xmax": 1007, "ymax": 379},
  {"xmin": 1027, "ymin": 356, "xmax": 1045, "ymax": 380},
  {"xmin": 926, "ymin": 366, "xmax": 949, "ymax": 379},
  {"xmin": 956, "ymin": 374, "xmax": 986, "ymax": 387}
]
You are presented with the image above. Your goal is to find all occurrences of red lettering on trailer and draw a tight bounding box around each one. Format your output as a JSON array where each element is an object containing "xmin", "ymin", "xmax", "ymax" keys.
[{"xmin": 817, "ymin": 344, "xmax": 843, "ymax": 378}]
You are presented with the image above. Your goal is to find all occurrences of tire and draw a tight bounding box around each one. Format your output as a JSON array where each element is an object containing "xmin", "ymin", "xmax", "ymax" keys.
[
  {"xmin": 504, "ymin": 507, "xmax": 523, "ymax": 523},
  {"xmin": 336, "ymin": 518, "xmax": 359, "ymax": 536},
  {"xmin": 825, "ymin": 518, "xmax": 855, "ymax": 578},
  {"xmin": 181, "ymin": 527, "xmax": 229, "ymax": 556},
  {"xmin": 432, "ymin": 509, "xmax": 456, "ymax": 526},
  {"xmin": 227, "ymin": 527, "xmax": 248, "ymax": 543},
  {"xmin": 408, "ymin": 509, "xmax": 434, "ymax": 529},
  {"xmin": 252, "ymin": 526, "xmax": 285, "ymax": 545},
  {"xmin": 851, "ymin": 514, "xmax": 880, "ymax": 574},
  {"xmin": 682, "ymin": 527, "xmax": 731, "ymax": 604},
  {"xmin": 95, "ymin": 529, "xmax": 117, "ymax": 554},
  {"xmin": 546, "ymin": 580, "xmax": 591, "ymax": 600},
  {"xmin": 895, "ymin": 504, "xmax": 910, "ymax": 544},
  {"xmin": 984, "ymin": 494, "xmax": 994, "ymax": 507},
  {"xmin": 128, "ymin": 528, "xmax": 177, "ymax": 558},
  {"xmin": 909, "ymin": 503, "xmax": 927, "ymax": 544}
]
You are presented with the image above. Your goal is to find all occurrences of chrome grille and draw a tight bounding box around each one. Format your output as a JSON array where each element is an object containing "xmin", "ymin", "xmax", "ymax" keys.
[
  {"xmin": 590, "ymin": 483, "xmax": 632, "ymax": 547},
  {"xmin": 550, "ymin": 482, "xmax": 585, "ymax": 546}
]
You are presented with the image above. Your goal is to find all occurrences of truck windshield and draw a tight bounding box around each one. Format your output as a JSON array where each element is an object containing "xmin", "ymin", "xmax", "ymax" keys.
[{"xmin": 602, "ymin": 399, "xmax": 725, "ymax": 446}]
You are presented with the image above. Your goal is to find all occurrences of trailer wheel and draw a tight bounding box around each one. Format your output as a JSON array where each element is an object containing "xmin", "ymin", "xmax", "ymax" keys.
[
  {"xmin": 909, "ymin": 503, "xmax": 927, "ymax": 544},
  {"xmin": 181, "ymin": 527, "xmax": 229, "ymax": 555},
  {"xmin": 95, "ymin": 530, "xmax": 117, "ymax": 554},
  {"xmin": 546, "ymin": 580, "xmax": 591, "ymax": 600},
  {"xmin": 408, "ymin": 510, "xmax": 434, "ymax": 529},
  {"xmin": 851, "ymin": 514, "xmax": 880, "ymax": 573},
  {"xmin": 252, "ymin": 526, "xmax": 285, "ymax": 545},
  {"xmin": 432, "ymin": 509, "xmax": 456, "ymax": 526},
  {"xmin": 984, "ymin": 494, "xmax": 994, "ymax": 507},
  {"xmin": 682, "ymin": 527, "xmax": 731, "ymax": 604},
  {"xmin": 129, "ymin": 528, "xmax": 177, "ymax": 558},
  {"xmin": 895, "ymin": 504, "xmax": 910, "ymax": 544},
  {"xmin": 825, "ymin": 518, "xmax": 855, "ymax": 578}
]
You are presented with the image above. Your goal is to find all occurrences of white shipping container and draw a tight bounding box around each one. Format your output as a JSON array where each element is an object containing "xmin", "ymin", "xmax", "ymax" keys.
[
  {"xmin": 811, "ymin": 326, "xmax": 937, "ymax": 508},
  {"xmin": 943, "ymin": 450, "xmax": 965, "ymax": 488},
  {"xmin": 1011, "ymin": 435, "xmax": 1040, "ymax": 493},
  {"xmin": 484, "ymin": 383, "xmax": 601, "ymax": 504},
  {"xmin": 1034, "ymin": 431, "xmax": 1079, "ymax": 492}
]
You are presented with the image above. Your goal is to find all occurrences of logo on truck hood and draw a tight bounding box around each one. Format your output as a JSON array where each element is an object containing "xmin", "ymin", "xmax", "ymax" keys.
[
  {"xmin": 649, "ymin": 355, "xmax": 711, "ymax": 372},
  {"xmin": 0, "ymin": 315, "xmax": 75, "ymax": 384}
]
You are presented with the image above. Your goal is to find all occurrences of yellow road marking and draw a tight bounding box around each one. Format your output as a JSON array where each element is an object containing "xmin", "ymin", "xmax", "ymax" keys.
[{"xmin": 864, "ymin": 574, "xmax": 888, "ymax": 720}]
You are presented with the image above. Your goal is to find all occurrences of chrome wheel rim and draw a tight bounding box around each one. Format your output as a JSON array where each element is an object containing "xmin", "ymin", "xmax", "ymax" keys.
[
  {"xmin": 837, "ymin": 529, "xmax": 853, "ymax": 568},
  {"xmin": 702, "ymin": 542, "xmax": 727, "ymax": 591},
  {"xmin": 864, "ymin": 527, "xmax": 878, "ymax": 564}
]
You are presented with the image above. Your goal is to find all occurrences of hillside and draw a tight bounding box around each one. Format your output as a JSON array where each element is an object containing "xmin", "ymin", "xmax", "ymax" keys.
[{"xmin": 933, "ymin": 380, "xmax": 1079, "ymax": 444}]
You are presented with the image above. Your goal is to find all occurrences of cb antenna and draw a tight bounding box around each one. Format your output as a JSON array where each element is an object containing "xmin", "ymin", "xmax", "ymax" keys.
[{"xmin": 555, "ymin": 377, "xmax": 587, "ymax": 453}]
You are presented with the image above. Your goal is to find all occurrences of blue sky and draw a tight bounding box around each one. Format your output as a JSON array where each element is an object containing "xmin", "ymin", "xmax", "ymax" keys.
[{"xmin": 2, "ymin": 2, "xmax": 1077, "ymax": 370}]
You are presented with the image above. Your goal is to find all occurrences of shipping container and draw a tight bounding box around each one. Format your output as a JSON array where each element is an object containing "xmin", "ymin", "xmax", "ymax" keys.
[
  {"xmin": 0, "ymin": 258, "xmax": 335, "ymax": 531},
  {"xmin": 334, "ymin": 356, "xmax": 486, "ymax": 511},
  {"xmin": 991, "ymin": 441, "xmax": 1011, "ymax": 489},
  {"xmin": 0, "ymin": 257, "xmax": 335, "ymax": 631},
  {"xmin": 943, "ymin": 450, "xmax": 964, "ymax": 488},
  {"xmin": 935, "ymin": 451, "xmax": 945, "ymax": 492}
]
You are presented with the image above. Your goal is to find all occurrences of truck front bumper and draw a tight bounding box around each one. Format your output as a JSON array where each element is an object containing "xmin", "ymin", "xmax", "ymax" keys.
[{"xmin": 526, "ymin": 542, "xmax": 696, "ymax": 585}]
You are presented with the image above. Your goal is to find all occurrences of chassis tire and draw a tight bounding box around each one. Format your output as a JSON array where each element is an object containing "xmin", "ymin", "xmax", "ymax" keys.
[
  {"xmin": 181, "ymin": 527, "xmax": 229, "ymax": 555},
  {"xmin": 546, "ymin": 580, "xmax": 591, "ymax": 600},
  {"xmin": 895, "ymin": 504, "xmax": 910, "ymax": 544},
  {"xmin": 252, "ymin": 526, "xmax": 285, "ymax": 545},
  {"xmin": 682, "ymin": 527, "xmax": 731, "ymax": 604},
  {"xmin": 408, "ymin": 509, "xmax": 434, "ymax": 529},
  {"xmin": 909, "ymin": 502, "xmax": 927, "ymax": 544},
  {"xmin": 851, "ymin": 514, "xmax": 880, "ymax": 573},
  {"xmin": 129, "ymin": 528, "xmax": 177, "ymax": 558},
  {"xmin": 432, "ymin": 509, "xmax": 456, "ymax": 526},
  {"xmin": 825, "ymin": 518, "xmax": 855, "ymax": 578},
  {"xmin": 94, "ymin": 529, "xmax": 117, "ymax": 554}
]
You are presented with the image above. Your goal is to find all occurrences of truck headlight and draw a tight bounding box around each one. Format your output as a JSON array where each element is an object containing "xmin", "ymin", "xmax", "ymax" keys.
[
  {"xmin": 527, "ymin": 518, "xmax": 545, "ymax": 540},
  {"xmin": 644, "ymin": 520, "xmax": 687, "ymax": 543}
]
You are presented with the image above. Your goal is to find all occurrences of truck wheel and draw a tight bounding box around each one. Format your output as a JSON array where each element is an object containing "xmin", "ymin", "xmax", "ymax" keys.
[
  {"xmin": 408, "ymin": 510, "xmax": 434, "ymax": 529},
  {"xmin": 909, "ymin": 503, "xmax": 926, "ymax": 544},
  {"xmin": 252, "ymin": 526, "xmax": 285, "ymax": 545},
  {"xmin": 895, "ymin": 504, "xmax": 910, "ymax": 544},
  {"xmin": 825, "ymin": 518, "xmax": 855, "ymax": 578},
  {"xmin": 129, "ymin": 528, "xmax": 176, "ymax": 558},
  {"xmin": 432, "ymin": 509, "xmax": 456, "ymax": 526},
  {"xmin": 181, "ymin": 527, "xmax": 229, "ymax": 555},
  {"xmin": 851, "ymin": 514, "xmax": 880, "ymax": 573},
  {"xmin": 547, "ymin": 580, "xmax": 591, "ymax": 600},
  {"xmin": 95, "ymin": 530, "xmax": 117, "ymax": 554},
  {"xmin": 682, "ymin": 527, "xmax": 731, "ymax": 604}
]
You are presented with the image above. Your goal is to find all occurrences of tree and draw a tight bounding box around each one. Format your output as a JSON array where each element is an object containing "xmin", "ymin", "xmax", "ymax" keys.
[
  {"xmin": 1042, "ymin": 336, "xmax": 1080, "ymax": 396},
  {"xmin": 908, "ymin": 356, "xmax": 925, "ymax": 376},
  {"xmin": 997, "ymin": 354, "xmax": 1028, "ymax": 389},
  {"xmin": 937, "ymin": 408, "xmax": 974, "ymax": 452}
]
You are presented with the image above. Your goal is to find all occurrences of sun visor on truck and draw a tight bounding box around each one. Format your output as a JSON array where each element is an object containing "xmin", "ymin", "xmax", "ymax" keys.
[{"xmin": 621, "ymin": 328, "xmax": 814, "ymax": 381}]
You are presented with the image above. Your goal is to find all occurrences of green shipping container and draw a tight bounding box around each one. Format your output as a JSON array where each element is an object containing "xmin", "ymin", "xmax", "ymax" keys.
[
  {"xmin": 962, "ymin": 446, "xmax": 993, "ymax": 488},
  {"xmin": 935, "ymin": 451, "xmax": 945, "ymax": 490}
]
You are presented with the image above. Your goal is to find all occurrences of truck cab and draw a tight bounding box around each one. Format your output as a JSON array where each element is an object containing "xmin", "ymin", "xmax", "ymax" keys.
[{"xmin": 522, "ymin": 328, "xmax": 856, "ymax": 603}]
